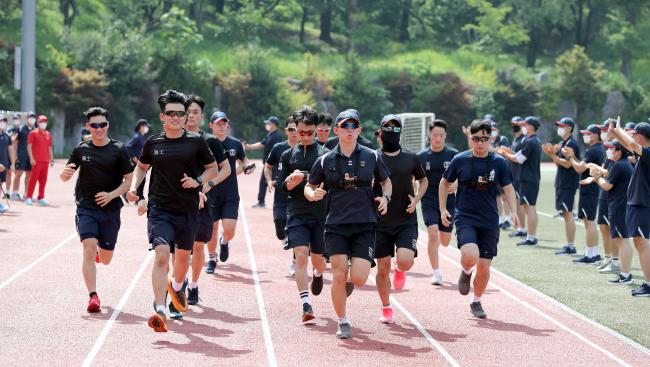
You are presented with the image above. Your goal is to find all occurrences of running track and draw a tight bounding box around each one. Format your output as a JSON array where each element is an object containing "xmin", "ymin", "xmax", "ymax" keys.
[{"xmin": 1, "ymin": 160, "xmax": 649, "ymax": 366}]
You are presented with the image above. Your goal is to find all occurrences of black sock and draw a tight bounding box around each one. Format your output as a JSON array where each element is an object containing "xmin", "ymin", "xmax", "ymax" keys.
[{"xmin": 89, "ymin": 291, "xmax": 97, "ymax": 298}]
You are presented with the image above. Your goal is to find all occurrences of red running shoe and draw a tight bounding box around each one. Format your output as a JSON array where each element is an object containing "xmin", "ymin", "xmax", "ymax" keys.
[
  {"xmin": 393, "ymin": 267, "xmax": 406, "ymax": 290},
  {"xmin": 148, "ymin": 312, "xmax": 168, "ymax": 333},
  {"xmin": 87, "ymin": 294, "xmax": 101, "ymax": 313}
]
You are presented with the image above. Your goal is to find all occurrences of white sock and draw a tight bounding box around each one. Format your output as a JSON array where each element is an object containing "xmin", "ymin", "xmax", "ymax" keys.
[
  {"xmin": 472, "ymin": 295, "xmax": 481, "ymax": 303},
  {"xmin": 220, "ymin": 238, "xmax": 228, "ymax": 245},
  {"xmin": 338, "ymin": 316, "xmax": 349, "ymax": 325},
  {"xmin": 645, "ymin": 282, "xmax": 650, "ymax": 286},
  {"xmin": 504, "ymin": 215, "xmax": 511, "ymax": 222},
  {"xmin": 612, "ymin": 257, "xmax": 620, "ymax": 266},
  {"xmin": 463, "ymin": 268, "xmax": 472, "ymax": 275},
  {"xmin": 517, "ymin": 227, "xmax": 526, "ymax": 232},
  {"xmin": 189, "ymin": 281, "xmax": 198, "ymax": 289},
  {"xmin": 172, "ymin": 279, "xmax": 183, "ymax": 292},
  {"xmin": 156, "ymin": 304, "xmax": 166, "ymax": 314},
  {"xmin": 621, "ymin": 272, "xmax": 631, "ymax": 277},
  {"xmin": 433, "ymin": 268, "xmax": 441, "ymax": 276},
  {"xmin": 300, "ymin": 290, "xmax": 310, "ymax": 305},
  {"xmin": 313, "ymin": 269, "xmax": 322, "ymax": 277},
  {"xmin": 382, "ymin": 304, "xmax": 391, "ymax": 310},
  {"xmin": 499, "ymin": 216, "xmax": 505, "ymax": 223},
  {"xmin": 526, "ymin": 235, "xmax": 537, "ymax": 241},
  {"xmin": 208, "ymin": 252, "xmax": 216, "ymax": 260},
  {"xmin": 568, "ymin": 243, "xmax": 575, "ymax": 248}
]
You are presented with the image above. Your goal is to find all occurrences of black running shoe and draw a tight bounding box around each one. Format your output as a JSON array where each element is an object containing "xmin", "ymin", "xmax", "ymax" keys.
[
  {"xmin": 631, "ymin": 283, "xmax": 650, "ymax": 297},
  {"xmin": 169, "ymin": 301, "xmax": 183, "ymax": 320},
  {"xmin": 336, "ymin": 323, "xmax": 352, "ymax": 339},
  {"xmin": 188, "ymin": 286, "xmax": 199, "ymax": 305},
  {"xmin": 500, "ymin": 220, "xmax": 512, "ymax": 230},
  {"xmin": 345, "ymin": 281, "xmax": 354, "ymax": 297},
  {"xmin": 311, "ymin": 272, "xmax": 323, "ymax": 296},
  {"xmin": 458, "ymin": 271, "xmax": 472, "ymax": 295},
  {"xmin": 516, "ymin": 238, "xmax": 538, "ymax": 246},
  {"xmin": 573, "ymin": 255, "xmax": 601, "ymax": 265},
  {"xmin": 508, "ymin": 229, "xmax": 527, "ymax": 238},
  {"xmin": 282, "ymin": 239, "xmax": 290, "ymax": 250},
  {"xmin": 219, "ymin": 241, "xmax": 229, "ymax": 262},
  {"xmin": 302, "ymin": 303, "xmax": 315, "ymax": 322},
  {"xmin": 555, "ymin": 245, "xmax": 576, "ymax": 255},
  {"xmin": 206, "ymin": 259, "xmax": 217, "ymax": 274},
  {"xmin": 251, "ymin": 202, "xmax": 265, "ymax": 208},
  {"xmin": 608, "ymin": 273, "xmax": 632, "ymax": 285},
  {"xmin": 470, "ymin": 301, "xmax": 487, "ymax": 319}
]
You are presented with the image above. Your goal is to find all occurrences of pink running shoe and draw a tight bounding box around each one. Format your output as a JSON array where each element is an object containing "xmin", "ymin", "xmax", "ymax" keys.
[
  {"xmin": 379, "ymin": 306, "xmax": 394, "ymax": 324},
  {"xmin": 393, "ymin": 267, "xmax": 406, "ymax": 290}
]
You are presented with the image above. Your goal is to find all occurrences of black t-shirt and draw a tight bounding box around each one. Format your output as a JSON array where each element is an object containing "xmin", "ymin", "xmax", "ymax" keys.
[
  {"xmin": 0, "ymin": 132, "xmax": 12, "ymax": 166},
  {"xmin": 199, "ymin": 130, "xmax": 227, "ymax": 165},
  {"xmin": 518, "ymin": 134, "xmax": 541, "ymax": 183},
  {"xmin": 627, "ymin": 147, "xmax": 650, "ymax": 208},
  {"xmin": 308, "ymin": 144, "xmax": 389, "ymax": 225},
  {"xmin": 261, "ymin": 129, "xmax": 282, "ymax": 164},
  {"xmin": 139, "ymin": 131, "xmax": 216, "ymax": 212},
  {"xmin": 278, "ymin": 143, "xmax": 328, "ymax": 219},
  {"xmin": 606, "ymin": 158, "xmax": 633, "ymax": 215},
  {"xmin": 210, "ymin": 136, "xmax": 246, "ymax": 198},
  {"xmin": 417, "ymin": 146, "xmax": 458, "ymax": 207},
  {"xmin": 443, "ymin": 151, "xmax": 512, "ymax": 229},
  {"xmin": 579, "ymin": 143, "xmax": 605, "ymax": 196},
  {"xmin": 374, "ymin": 149, "xmax": 425, "ymax": 226},
  {"xmin": 324, "ymin": 136, "xmax": 375, "ymax": 150},
  {"xmin": 598, "ymin": 160, "xmax": 612, "ymax": 201},
  {"xmin": 17, "ymin": 125, "xmax": 34, "ymax": 155},
  {"xmin": 555, "ymin": 137, "xmax": 581, "ymax": 190},
  {"xmin": 509, "ymin": 134, "xmax": 525, "ymax": 181},
  {"xmin": 266, "ymin": 141, "xmax": 292, "ymax": 208},
  {"xmin": 67, "ymin": 139, "xmax": 134, "ymax": 210}
]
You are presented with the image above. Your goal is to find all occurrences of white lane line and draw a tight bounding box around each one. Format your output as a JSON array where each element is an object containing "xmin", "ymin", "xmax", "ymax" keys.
[
  {"xmin": 82, "ymin": 251, "xmax": 153, "ymax": 367},
  {"xmin": 0, "ymin": 232, "xmax": 76, "ymax": 290},
  {"xmin": 239, "ymin": 203, "xmax": 278, "ymax": 367},
  {"xmin": 367, "ymin": 275, "xmax": 460, "ymax": 367}
]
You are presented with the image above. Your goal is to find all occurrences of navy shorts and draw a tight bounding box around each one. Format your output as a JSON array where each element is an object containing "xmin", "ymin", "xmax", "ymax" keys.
[
  {"xmin": 147, "ymin": 205, "xmax": 198, "ymax": 251},
  {"xmin": 496, "ymin": 184, "xmax": 504, "ymax": 195},
  {"xmin": 577, "ymin": 194, "xmax": 598, "ymax": 221},
  {"xmin": 609, "ymin": 215, "xmax": 628, "ymax": 239},
  {"xmin": 15, "ymin": 154, "xmax": 31, "ymax": 171},
  {"xmin": 597, "ymin": 199, "xmax": 609, "ymax": 226},
  {"xmin": 555, "ymin": 188, "xmax": 577, "ymax": 212},
  {"xmin": 324, "ymin": 223, "xmax": 375, "ymax": 266},
  {"xmin": 75, "ymin": 206, "xmax": 121, "ymax": 251},
  {"xmin": 195, "ymin": 206, "xmax": 214, "ymax": 243},
  {"xmin": 374, "ymin": 224, "xmax": 418, "ymax": 259},
  {"xmin": 286, "ymin": 217, "xmax": 325, "ymax": 254},
  {"xmin": 518, "ymin": 180, "xmax": 539, "ymax": 206},
  {"xmin": 626, "ymin": 205, "xmax": 650, "ymax": 239},
  {"xmin": 422, "ymin": 202, "xmax": 454, "ymax": 232},
  {"xmin": 209, "ymin": 195, "xmax": 239, "ymax": 221},
  {"xmin": 512, "ymin": 180, "xmax": 520, "ymax": 195},
  {"xmin": 456, "ymin": 222, "xmax": 499, "ymax": 260},
  {"xmin": 0, "ymin": 171, "xmax": 5, "ymax": 182}
]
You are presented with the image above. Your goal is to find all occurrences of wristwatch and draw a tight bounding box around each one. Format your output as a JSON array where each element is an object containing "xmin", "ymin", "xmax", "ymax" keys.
[
  {"xmin": 208, "ymin": 180, "xmax": 215, "ymax": 188},
  {"xmin": 196, "ymin": 176, "xmax": 203, "ymax": 184},
  {"xmin": 383, "ymin": 195, "xmax": 391, "ymax": 203}
]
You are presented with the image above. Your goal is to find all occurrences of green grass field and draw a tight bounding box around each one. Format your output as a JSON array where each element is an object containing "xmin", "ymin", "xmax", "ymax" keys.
[{"xmin": 420, "ymin": 163, "xmax": 650, "ymax": 348}]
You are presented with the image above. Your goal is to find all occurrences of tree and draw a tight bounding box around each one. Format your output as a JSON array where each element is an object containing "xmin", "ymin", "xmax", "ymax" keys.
[
  {"xmin": 463, "ymin": 0, "xmax": 529, "ymax": 53},
  {"xmin": 398, "ymin": 0, "xmax": 411, "ymax": 42},
  {"xmin": 60, "ymin": 0, "xmax": 78, "ymax": 28},
  {"xmin": 556, "ymin": 45, "xmax": 604, "ymax": 121},
  {"xmin": 319, "ymin": 0, "xmax": 333, "ymax": 43},
  {"xmin": 299, "ymin": 0, "xmax": 309, "ymax": 44},
  {"xmin": 605, "ymin": 1, "xmax": 650, "ymax": 79},
  {"xmin": 570, "ymin": 0, "xmax": 608, "ymax": 50}
]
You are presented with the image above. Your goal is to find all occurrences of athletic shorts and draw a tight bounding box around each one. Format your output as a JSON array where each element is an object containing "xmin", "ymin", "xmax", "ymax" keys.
[
  {"xmin": 147, "ymin": 205, "xmax": 198, "ymax": 251},
  {"xmin": 15, "ymin": 154, "xmax": 31, "ymax": 171},
  {"xmin": 512, "ymin": 180, "xmax": 521, "ymax": 196},
  {"xmin": 518, "ymin": 180, "xmax": 539, "ymax": 206},
  {"xmin": 555, "ymin": 188, "xmax": 577, "ymax": 213},
  {"xmin": 324, "ymin": 223, "xmax": 375, "ymax": 266},
  {"xmin": 496, "ymin": 184, "xmax": 504, "ymax": 195},
  {"xmin": 75, "ymin": 206, "xmax": 121, "ymax": 251},
  {"xmin": 422, "ymin": 202, "xmax": 454, "ymax": 232},
  {"xmin": 609, "ymin": 215, "xmax": 628, "ymax": 239},
  {"xmin": 456, "ymin": 222, "xmax": 499, "ymax": 260},
  {"xmin": 626, "ymin": 205, "xmax": 650, "ymax": 239},
  {"xmin": 374, "ymin": 224, "xmax": 418, "ymax": 259},
  {"xmin": 597, "ymin": 199, "xmax": 609, "ymax": 226},
  {"xmin": 0, "ymin": 171, "xmax": 5, "ymax": 182},
  {"xmin": 195, "ymin": 206, "xmax": 214, "ymax": 243},
  {"xmin": 577, "ymin": 194, "xmax": 598, "ymax": 221},
  {"xmin": 286, "ymin": 217, "xmax": 325, "ymax": 255},
  {"xmin": 209, "ymin": 195, "xmax": 239, "ymax": 221}
]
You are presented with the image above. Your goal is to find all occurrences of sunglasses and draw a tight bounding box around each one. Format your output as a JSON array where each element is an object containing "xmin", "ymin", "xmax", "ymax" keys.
[
  {"xmin": 89, "ymin": 122, "xmax": 109, "ymax": 129},
  {"xmin": 471, "ymin": 136, "xmax": 490, "ymax": 143},
  {"xmin": 381, "ymin": 126, "xmax": 401, "ymax": 133},
  {"xmin": 163, "ymin": 110, "xmax": 187, "ymax": 118},
  {"xmin": 338, "ymin": 121, "xmax": 360, "ymax": 129},
  {"xmin": 298, "ymin": 129, "xmax": 315, "ymax": 136},
  {"xmin": 317, "ymin": 127, "xmax": 330, "ymax": 132},
  {"xmin": 286, "ymin": 127, "xmax": 297, "ymax": 132}
]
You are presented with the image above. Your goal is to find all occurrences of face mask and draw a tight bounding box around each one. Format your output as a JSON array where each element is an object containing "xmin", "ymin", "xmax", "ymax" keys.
[
  {"xmin": 600, "ymin": 132, "xmax": 608, "ymax": 142},
  {"xmin": 28, "ymin": 118, "xmax": 36, "ymax": 125},
  {"xmin": 521, "ymin": 127, "xmax": 528, "ymax": 135},
  {"xmin": 582, "ymin": 135, "xmax": 591, "ymax": 144},
  {"xmin": 142, "ymin": 127, "xmax": 149, "ymax": 135},
  {"xmin": 557, "ymin": 127, "xmax": 566, "ymax": 137},
  {"xmin": 38, "ymin": 123, "xmax": 47, "ymax": 130},
  {"xmin": 606, "ymin": 149, "xmax": 615, "ymax": 160},
  {"xmin": 490, "ymin": 130, "xmax": 498, "ymax": 137},
  {"xmin": 12, "ymin": 119, "xmax": 20, "ymax": 127},
  {"xmin": 381, "ymin": 131, "xmax": 401, "ymax": 153},
  {"xmin": 0, "ymin": 122, "xmax": 6, "ymax": 130}
]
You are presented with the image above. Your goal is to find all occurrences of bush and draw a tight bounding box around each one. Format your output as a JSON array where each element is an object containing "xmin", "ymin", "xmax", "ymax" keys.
[
  {"xmin": 556, "ymin": 46, "xmax": 605, "ymax": 121},
  {"xmin": 492, "ymin": 67, "xmax": 540, "ymax": 124}
]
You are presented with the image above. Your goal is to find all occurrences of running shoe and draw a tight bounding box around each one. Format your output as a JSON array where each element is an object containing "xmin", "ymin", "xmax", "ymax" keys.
[
  {"xmin": 302, "ymin": 303, "xmax": 315, "ymax": 323},
  {"xmin": 251, "ymin": 202, "xmax": 265, "ymax": 208},
  {"xmin": 311, "ymin": 271, "xmax": 323, "ymax": 296},
  {"xmin": 206, "ymin": 259, "xmax": 217, "ymax": 274},
  {"xmin": 555, "ymin": 244, "xmax": 576, "ymax": 255},
  {"xmin": 631, "ymin": 283, "xmax": 650, "ymax": 297},
  {"xmin": 573, "ymin": 255, "xmax": 601, "ymax": 265},
  {"xmin": 169, "ymin": 301, "xmax": 183, "ymax": 320},
  {"xmin": 458, "ymin": 271, "xmax": 472, "ymax": 295},
  {"xmin": 596, "ymin": 259, "xmax": 611, "ymax": 270},
  {"xmin": 24, "ymin": 198, "xmax": 33, "ymax": 205},
  {"xmin": 148, "ymin": 312, "xmax": 168, "ymax": 333},
  {"xmin": 0, "ymin": 203, "xmax": 7, "ymax": 214},
  {"xmin": 219, "ymin": 239, "xmax": 229, "ymax": 262},
  {"xmin": 508, "ymin": 229, "xmax": 527, "ymax": 238},
  {"xmin": 289, "ymin": 259, "xmax": 296, "ymax": 276},
  {"xmin": 500, "ymin": 220, "xmax": 512, "ymax": 230},
  {"xmin": 470, "ymin": 301, "xmax": 487, "ymax": 319},
  {"xmin": 187, "ymin": 286, "xmax": 199, "ymax": 305},
  {"xmin": 393, "ymin": 267, "xmax": 406, "ymax": 290},
  {"xmin": 282, "ymin": 238, "xmax": 290, "ymax": 250},
  {"xmin": 10, "ymin": 193, "xmax": 21, "ymax": 201},
  {"xmin": 609, "ymin": 273, "xmax": 633, "ymax": 285},
  {"xmin": 598, "ymin": 262, "xmax": 620, "ymax": 274},
  {"xmin": 166, "ymin": 279, "xmax": 188, "ymax": 312},
  {"xmin": 37, "ymin": 199, "xmax": 49, "ymax": 206},
  {"xmin": 95, "ymin": 252, "xmax": 100, "ymax": 264},
  {"xmin": 87, "ymin": 294, "xmax": 101, "ymax": 313},
  {"xmin": 516, "ymin": 238, "xmax": 538, "ymax": 246},
  {"xmin": 336, "ymin": 323, "xmax": 352, "ymax": 339},
  {"xmin": 431, "ymin": 273, "xmax": 442, "ymax": 286},
  {"xmin": 345, "ymin": 281, "xmax": 354, "ymax": 297},
  {"xmin": 379, "ymin": 306, "xmax": 394, "ymax": 324}
]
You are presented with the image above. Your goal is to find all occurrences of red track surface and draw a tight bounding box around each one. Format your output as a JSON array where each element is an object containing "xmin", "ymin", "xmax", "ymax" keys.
[{"xmin": 1, "ymin": 160, "xmax": 649, "ymax": 366}]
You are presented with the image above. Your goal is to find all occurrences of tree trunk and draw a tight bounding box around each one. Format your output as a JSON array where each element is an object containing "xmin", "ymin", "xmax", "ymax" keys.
[
  {"xmin": 345, "ymin": 0, "xmax": 357, "ymax": 50},
  {"xmin": 191, "ymin": 0, "xmax": 203, "ymax": 32},
  {"xmin": 215, "ymin": 0, "xmax": 225, "ymax": 14},
  {"xmin": 319, "ymin": 0, "xmax": 333, "ymax": 43},
  {"xmin": 526, "ymin": 31, "xmax": 539, "ymax": 68},
  {"xmin": 621, "ymin": 7, "xmax": 637, "ymax": 79},
  {"xmin": 398, "ymin": 0, "xmax": 411, "ymax": 42},
  {"xmin": 299, "ymin": 2, "xmax": 308, "ymax": 44},
  {"xmin": 574, "ymin": 0, "xmax": 585, "ymax": 46}
]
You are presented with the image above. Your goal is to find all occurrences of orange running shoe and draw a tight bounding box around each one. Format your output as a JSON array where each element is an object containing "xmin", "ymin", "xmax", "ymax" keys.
[
  {"xmin": 87, "ymin": 294, "xmax": 101, "ymax": 313},
  {"xmin": 148, "ymin": 312, "xmax": 168, "ymax": 333}
]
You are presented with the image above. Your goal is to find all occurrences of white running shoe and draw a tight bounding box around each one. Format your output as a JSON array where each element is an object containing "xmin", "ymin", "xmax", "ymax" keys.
[{"xmin": 431, "ymin": 273, "xmax": 442, "ymax": 286}]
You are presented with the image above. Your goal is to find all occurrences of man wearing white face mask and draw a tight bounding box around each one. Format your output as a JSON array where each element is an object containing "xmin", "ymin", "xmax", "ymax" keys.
[
  {"xmin": 562, "ymin": 124, "xmax": 606, "ymax": 264},
  {"xmin": 591, "ymin": 122, "xmax": 615, "ymax": 272},
  {"xmin": 12, "ymin": 111, "xmax": 36, "ymax": 200},
  {"xmin": 25, "ymin": 115, "xmax": 54, "ymax": 206},
  {"xmin": 0, "ymin": 112, "xmax": 16, "ymax": 212}
]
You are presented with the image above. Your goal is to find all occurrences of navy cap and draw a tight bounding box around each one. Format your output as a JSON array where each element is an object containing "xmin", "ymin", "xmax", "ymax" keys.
[
  {"xmin": 604, "ymin": 140, "xmax": 630, "ymax": 155},
  {"xmin": 555, "ymin": 117, "xmax": 575, "ymax": 129},
  {"xmin": 511, "ymin": 116, "xmax": 523, "ymax": 124},
  {"xmin": 483, "ymin": 114, "xmax": 496, "ymax": 122},
  {"xmin": 634, "ymin": 122, "xmax": 650, "ymax": 139},
  {"xmin": 579, "ymin": 124, "xmax": 600, "ymax": 135},
  {"xmin": 28, "ymin": 111, "xmax": 36, "ymax": 117},
  {"xmin": 336, "ymin": 109, "xmax": 361, "ymax": 125},
  {"xmin": 264, "ymin": 116, "xmax": 279, "ymax": 125},
  {"xmin": 13, "ymin": 112, "xmax": 20, "ymax": 119},
  {"xmin": 597, "ymin": 120, "xmax": 609, "ymax": 131},
  {"xmin": 380, "ymin": 114, "xmax": 402, "ymax": 127},
  {"xmin": 516, "ymin": 115, "xmax": 540, "ymax": 129},
  {"xmin": 624, "ymin": 122, "xmax": 637, "ymax": 131},
  {"xmin": 210, "ymin": 111, "xmax": 229, "ymax": 123}
]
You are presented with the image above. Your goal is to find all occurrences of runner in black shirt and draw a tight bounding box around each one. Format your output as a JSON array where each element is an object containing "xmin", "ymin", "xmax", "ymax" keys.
[
  {"xmin": 324, "ymin": 134, "xmax": 375, "ymax": 150},
  {"xmin": 60, "ymin": 107, "xmax": 134, "ymax": 314},
  {"xmin": 373, "ymin": 114, "xmax": 427, "ymax": 324},
  {"xmin": 506, "ymin": 117, "xmax": 527, "ymax": 238},
  {"xmin": 277, "ymin": 106, "xmax": 329, "ymax": 322},
  {"xmin": 12, "ymin": 111, "xmax": 35, "ymax": 200},
  {"xmin": 316, "ymin": 113, "xmax": 333, "ymax": 145},
  {"xmin": 127, "ymin": 90, "xmax": 218, "ymax": 332},
  {"xmin": 245, "ymin": 116, "xmax": 282, "ymax": 208}
]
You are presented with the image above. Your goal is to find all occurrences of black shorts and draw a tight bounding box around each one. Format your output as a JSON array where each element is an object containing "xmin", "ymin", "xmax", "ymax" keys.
[
  {"xmin": 422, "ymin": 202, "xmax": 454, "ymax": 232},
  {"xmin": 273, "ymin": 204, "xmax": 287, "ymax": 221},
  {"xmin": 209, "ymin": 195, "xmax": 239, "ymax": 221},
  {"xmin": 0, "ymin": 171, "xmax": 5, "ymax": 182},
  {"xmin": 374, "ymin": 224, "xmax": 418, "ymax": 259},
  {"xmin": 555, "ymin": 188, "xmax": 577, "ymax": 212},
  {"xmin": 512, "ymin": 180, "xmax": 520, "ymax": 195},
  {"xmin": 609, "ymin": 215, "xmax": 628, "ymax": 239},
  {"xmin": 456, "ymin": 222, "xmax": 499, "ymax": 260},
  {"xmin": 195, "ymin": 206, "xmax": 214, "ymax": 243},
  {"xmin": 496, "ymin": 184, "xmax": 504, "ymax": 195},
  {"xmin": 518, "ymin": 180, "xmax": 539, "ymax": 206},
  {"xmin": 626, "ymin": 205, "xmax": 650, "ymax": 239},
  {"xmin": 597, "ymin": 199, "xmax": 609, "ymax": 226},
  {"xmin": 147, "ymin": 206, "xmax": 198, "ymax": 251},
  {"xmin": 324, "ymin": 223, "xmax": 375, "ymax": 266},
  {"xmin": 75, "ymin": 206, "xmax": 121, "ymax": 251},
  {"xmin": 577, "ymin": 194, "xmax": 598, "ymax": 221},
  {"xmin": 286, "ymin": 217, "xmax": 326, "ymax": 254},
  {"xmin": 15, "ymin": 153, "xmax": 31, "ymax": 171}
]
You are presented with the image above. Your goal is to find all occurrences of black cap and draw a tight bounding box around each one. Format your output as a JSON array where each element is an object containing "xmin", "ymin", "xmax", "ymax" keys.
[
  {"xmin": 28, "ymin": 111, "xmax": 37, "ymax": 117},
  {"xmin": 511, "ymin": 116, "xmax": 523, "ymax": 124},
  {"xmin": 519, "ymin": 116, "xmax": 540, "ymax": 129},
  {"xmin": 624, "ymin": 122, "xmax": 637, "ymax": 131},
  {"xmin": 634, "ymin": 122, "xmax": 650, "ymax": 139},
  {"xmin": 264, "ymin": 116, "xmax": 280, "ymax": 126},
  {"xmin": 555, "ymin": 117, "xmax": 575, "ymax": 129},
  {"xmin": 135, "ymin": 119, "xmax": 150, "ymax": 133},
  {"xmin": 579, "ymin": 124, "xmax": 600, "ymax": 135},
  {"xmin": 483, "ymin": 114, "xmax": 496, "ymax": 122},
  {"xmin": 490, "ymin": 120, "xmax": 498, "ymax": 129},
  {"xmin": 604, "ymin": 140, "xmax": 630, "ymax": 156}
]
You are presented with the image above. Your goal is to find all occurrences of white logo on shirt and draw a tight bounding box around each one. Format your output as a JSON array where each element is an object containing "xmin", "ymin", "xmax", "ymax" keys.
[
  {"xmin": 228, "ymin": 149, "xmax": 236, "ymax": 157},
  {"xmin": 411, "ymin": 239, "xmax": 417, "ymax": 249},
  {"xmin": 154, "ymin": 149, "xmax": 164, "ymax": 155},
  {"xmin": 278, "ymin": 162, "xmax": 282, "ymax": 170},
  {"xmin": 426, "ymin": 162, "xmax": 431, "ymax": 170},
  {"xmin": 489, "ymin": 169, "xmax": 495, "ymax": 182},
  {"xmin": 368, "ymin": 247, "xmax": 373, "ymax": 259},
  {"xmin": 360, "ymin": 160, "xmax": 365, "ymax": 167},
  {"xmin": 82, "ymin": 156, "xmax": 91, "ymax": 162},
  {"xmin": 443, "ymin": 161, "xmax": 450, "ymax": 169}
]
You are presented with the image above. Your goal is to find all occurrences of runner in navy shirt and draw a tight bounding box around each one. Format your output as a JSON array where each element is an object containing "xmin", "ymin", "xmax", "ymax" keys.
[
  {"xmin": 0, "ymin": 113, "xmax": 15, "ymax": 212},
  {"xmin": 316, "ymin": 113, "xmax": 332, "ymax": 145},
  {"xmin": 245, "ymin": 116, "xmax": 282, "ymax": 208},
  {"xmin": 417, "ymin": 119, "xmax": 458, "ymax": 286},
  {"xmin": 12, "ymin": 111, "xmax": 35, "ymax": 200},
  {"xmin": 505, "ymin": 116, "xmax": 527, "ymax": 238},
  {"xmin": 440, "ymin": 119, "xmax": 518, "ymax": 319}
]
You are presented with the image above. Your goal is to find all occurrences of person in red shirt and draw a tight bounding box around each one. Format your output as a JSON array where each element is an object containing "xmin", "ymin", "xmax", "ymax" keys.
[{"xmin": 25, "ymin": 115, "xmax": 53, "ymax": 205}]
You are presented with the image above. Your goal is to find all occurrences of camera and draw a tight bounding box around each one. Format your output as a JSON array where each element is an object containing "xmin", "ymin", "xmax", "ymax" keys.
[
  {"xmin": 471, "ymin": 174, "xmax": 490, "ymax": 190},
  {"xmin": 340, "ymin": 173, "xmax": 358, "ymax": 191}
]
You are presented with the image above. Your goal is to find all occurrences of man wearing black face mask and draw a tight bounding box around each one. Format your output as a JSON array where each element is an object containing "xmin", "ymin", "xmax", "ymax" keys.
[{"xmin": 372, "ymin": 114, "xmax": 427, "ymax": 324}]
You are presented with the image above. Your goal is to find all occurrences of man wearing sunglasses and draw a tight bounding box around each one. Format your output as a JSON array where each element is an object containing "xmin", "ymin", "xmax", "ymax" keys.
[
  {"xmin": 60, "ymin": 107, "xmax": 134, "ymax": 313},
  {"xmin": 277, "ymin": 106, "xmax": 329, "ymax": 323},
  {"xmin": 127, "ymin": 90, "xmax": 219, "ymax": 332},
  {"xmin": 324, "ymin": 114, "xmax": 375, "ymax": 150},
  {"xmin": 305, "ymin": 108, "xmax": 391, "ymax": 339},
  {"xmin": 245, "ymin": 116, "xmax": 282, "ymax": 209},
  {"xmin": 440, "ymin": 119, "xmax": 518, "ymax": 319},
  {"xmin": 316, "ymin": 113, "xmax": 333, "ymax": 145},
  {"xmin": 373, "ymin": 114, "xmax": 427, "ymax": 324}
]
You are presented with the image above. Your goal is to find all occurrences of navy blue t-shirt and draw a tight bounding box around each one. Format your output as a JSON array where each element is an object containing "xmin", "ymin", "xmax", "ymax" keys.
[
  {"xmin": 208, "ymin": 136, "xmax": 246, "ymax": 199},
  {"xmin": 442, "ymin": 151, "xmax": 512, "ymax": 229},
  {"xmin": 16, "ymin": 124, "xmax": 34, "ymax": 156},
  {"xmin": 417, "ymin": 146, "xmax": 459, "ymax": 206},
  {"xmin": 261, "ymin": 129, "xmax": 282, "ymax": 164},
  {"xmin": 265, "ymin": 141, "xmax": 291, "ymax": 208},
  {"xmin": 579, "ymin": 143, "xmax": 606, "ymax": 196},
  {"xmin": 598, "ymin": 160, "xmax": 612, "ymax": 201},
  {"xmin": 627, "ymin": 147, "xmax": 650, "ymax": 208},
  {"xmin": 308, "ymin": 143, "xmax": 389, "ymax": 225},
  {"xmin": 555, "ymin": 137, "xmax": 581, "ymax": 190},
  {"xmin": 0, "ymin": 132, "xmax": 12, "ymax": 166},
  {"xmin": 126, "ymin": 133, "xmax": 147, "ymax": 159},
  {"xmin": 509, "ymin": 134, "xmax": 525, "ymax": 181},
  {"xmin": 518, "ymin": 134, "xmax": 541, "ymax": 183},
  {"xmin": 606, "ymin": 158, "xmax": 633, "ymax": 216}
]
